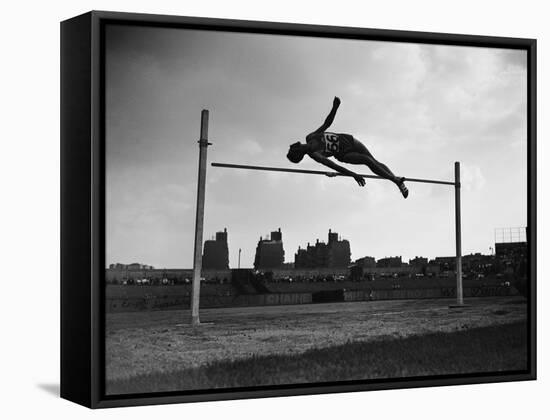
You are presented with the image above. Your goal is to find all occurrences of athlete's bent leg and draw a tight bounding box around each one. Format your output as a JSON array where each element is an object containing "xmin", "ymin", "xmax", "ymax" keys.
[
  {"xmin": 339, "ymin": 152, "xmax": 409, "ymax": 198},
  {"xmin": 340, "ymin": 152, "xmax": 400, "ymax": 184}
]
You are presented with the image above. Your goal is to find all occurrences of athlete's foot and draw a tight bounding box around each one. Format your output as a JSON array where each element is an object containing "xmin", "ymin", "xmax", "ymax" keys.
[{"xmin": 398, "ymin": 177, "xmax": 409, "ymax": 198}]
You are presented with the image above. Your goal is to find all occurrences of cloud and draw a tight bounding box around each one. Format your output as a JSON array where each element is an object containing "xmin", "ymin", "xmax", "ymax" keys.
[
  {"xmin": 461, "ymin": 164, "xmax": 486, "ymax": 192},
  {"xmin": 105, "ymin": 25, "xmax": 527, "ymax": 267},
  {"xmin": 234, "ymin": 138, "xmax": 263, "ymax": 156}
]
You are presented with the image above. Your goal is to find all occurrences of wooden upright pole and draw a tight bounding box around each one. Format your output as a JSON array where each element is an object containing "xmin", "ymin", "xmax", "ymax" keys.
[
  {"xmin": 191, "ymin": 110, "xmax": 210, "ymax": 326},
  {"xmin": 455, "ymin": 161, "xmax": 464, "ymax": 306}
]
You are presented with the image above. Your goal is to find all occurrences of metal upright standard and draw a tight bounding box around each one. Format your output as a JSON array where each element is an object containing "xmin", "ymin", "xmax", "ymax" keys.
[
  {"xmin": 210, "ymin": 161, "xmax": 465, "ymax": 306},
  {"xmin": 454, "ymin": 161, "xmax": 463, "ymax": 306},
  {"xmin": 191, "ymin": 110, "xmax": 210, "ymax": 326}
]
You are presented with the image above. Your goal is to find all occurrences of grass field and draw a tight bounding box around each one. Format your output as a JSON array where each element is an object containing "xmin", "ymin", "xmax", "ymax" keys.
[{"xmin": 105, "ymin": 296, "xmax": 528, "ymax": 395}]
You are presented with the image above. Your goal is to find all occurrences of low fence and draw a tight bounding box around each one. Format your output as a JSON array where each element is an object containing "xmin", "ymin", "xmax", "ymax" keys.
[
  {"xmin": 344, "ymin": 285, "xmax": 518, "ymax": 302},
  {"xmin": 344, "ymin": 288, "xmax": 442, "ymax": 302},
  {"xmin": 105, "ymin": 284, "xmax": 518, "ymax": 313},
  {"xmin": 106, "ymin": 292, "xmax": 311, "ymax": 313}
]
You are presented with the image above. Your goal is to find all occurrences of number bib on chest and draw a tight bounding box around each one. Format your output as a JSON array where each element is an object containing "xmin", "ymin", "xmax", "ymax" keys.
[{"xmin": 323, "ymin": 132, "xmax": 340, "ymax": 154}]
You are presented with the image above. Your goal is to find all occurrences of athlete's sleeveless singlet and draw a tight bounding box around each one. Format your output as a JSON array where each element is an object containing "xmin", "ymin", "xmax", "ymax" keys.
[{"xmin": 317, "ymin": 132, "xmax": 356, "ymax": 160}]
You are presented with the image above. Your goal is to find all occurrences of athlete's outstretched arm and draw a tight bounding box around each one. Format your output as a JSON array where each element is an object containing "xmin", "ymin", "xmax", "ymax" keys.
[
  {"xmin": 309, "ymin": 151, "xmax": 365, "ymax": 186},
  {"xmin": 309, "ymin": 97, "xmax": 341, "ymax": 136}
]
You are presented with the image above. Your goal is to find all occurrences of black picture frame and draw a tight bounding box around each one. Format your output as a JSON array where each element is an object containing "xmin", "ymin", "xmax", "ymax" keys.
[{"xmin": 61, "ymin": 10, "xmax": 537, "ymax": 409}]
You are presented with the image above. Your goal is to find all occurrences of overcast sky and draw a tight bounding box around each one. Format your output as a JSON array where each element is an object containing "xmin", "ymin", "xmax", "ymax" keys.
[{"xmin": 105, "ymin": 24, "xmax": 527, "ymax": 269}]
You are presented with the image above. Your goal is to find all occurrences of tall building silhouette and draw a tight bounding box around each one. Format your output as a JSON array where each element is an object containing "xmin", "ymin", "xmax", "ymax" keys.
[
  {"xmin": 254, "ymin": 228, "xmax": 285, "ymax": 269},
  {"xmin": 202, "ymin": 228, "xmax": 229, "ymax": 269},
  {"xmin": 295, "ymin": 229, "xmax": 351, "ymax": 268}
]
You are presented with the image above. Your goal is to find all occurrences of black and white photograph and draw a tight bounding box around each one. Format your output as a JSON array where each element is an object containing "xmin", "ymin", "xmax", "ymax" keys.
[
  {"xmin": 103, "ymin": 21, "xmax": 532, "ymax": 396},
  {"xmin": 4, "ymin": 0, "xmax": 550, "ymax": 417}
]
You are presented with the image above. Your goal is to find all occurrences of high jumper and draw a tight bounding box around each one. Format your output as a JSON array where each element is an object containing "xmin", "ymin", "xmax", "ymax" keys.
[{"xmin": 286, "ymin": 96, "xmax": 409, "ymax": 198}]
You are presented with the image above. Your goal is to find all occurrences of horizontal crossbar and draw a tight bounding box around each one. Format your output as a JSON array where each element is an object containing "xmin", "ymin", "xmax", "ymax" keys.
[{"xmin": 211, "ymin": 162, "xmax": 457, "ymax": 186}]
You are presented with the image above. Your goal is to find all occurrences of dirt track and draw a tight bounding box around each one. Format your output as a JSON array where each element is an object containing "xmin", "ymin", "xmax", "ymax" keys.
[{"xmin": 106, "ymin": 296, "xmax": 527, "ymax": 382}]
